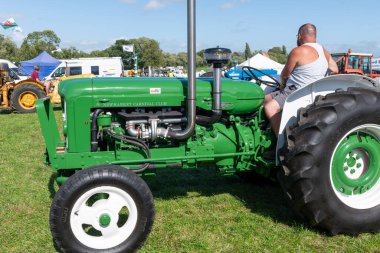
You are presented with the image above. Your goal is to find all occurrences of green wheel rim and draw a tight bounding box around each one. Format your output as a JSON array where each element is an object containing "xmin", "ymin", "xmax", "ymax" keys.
[
  {"xmin": 332, "ymin": 133, "xmax": 380, "ymax": 194},
  {"xmin": 330, "ymin": 124, "xmax": 380, "ymax": 209}
]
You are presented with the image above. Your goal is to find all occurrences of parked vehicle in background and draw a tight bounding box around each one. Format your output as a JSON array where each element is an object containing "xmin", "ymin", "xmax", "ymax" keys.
[
  {"xmin": 0, "ymin": 61, "xmax": 94, "ymax": 113},
  {"xmin": 332, "ymin": 49, "xmax": 380, "ymax": 80},
  {"xmin": 0, "ymin": 59, "xmax": 28, "ymax": 82},
  {"xmin": 1, "ymin": 62, "xmax": 46, "ymax": 113},
  {"xmin": 372, "ymin": 57, "xmax": 380, "ymax": 74},
  {"xmin": 45, "ymin": 57, "xmax": 124, "ymax": 80}
]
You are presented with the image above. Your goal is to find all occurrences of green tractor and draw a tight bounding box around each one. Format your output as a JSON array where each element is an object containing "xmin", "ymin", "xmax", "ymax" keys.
[{"xmin": 36, "ymin": 1, "xmax": 380, "ymax": 252}]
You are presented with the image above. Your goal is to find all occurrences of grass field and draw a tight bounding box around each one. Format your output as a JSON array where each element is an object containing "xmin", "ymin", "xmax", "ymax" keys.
[{"xmin": 1, "ymin": 112, "xmax": 380, "ymax": 253}]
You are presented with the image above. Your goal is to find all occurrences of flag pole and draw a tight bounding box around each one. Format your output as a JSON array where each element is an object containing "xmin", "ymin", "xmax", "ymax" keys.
[{"xmin": 134, "ymin": 49, "xmax": 138, "ymax": 77}]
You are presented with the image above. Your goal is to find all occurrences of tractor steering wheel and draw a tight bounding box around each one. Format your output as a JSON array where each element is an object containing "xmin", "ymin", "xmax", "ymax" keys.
[{"xmin": 242, "ymin": 66, "xmax": 281, "ymax": 88}]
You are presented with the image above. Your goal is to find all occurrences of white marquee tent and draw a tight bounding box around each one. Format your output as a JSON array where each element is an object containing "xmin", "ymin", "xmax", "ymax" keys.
[{"xmin": 238, "ymin": 53, "xmax": 284, "ymax": 73}]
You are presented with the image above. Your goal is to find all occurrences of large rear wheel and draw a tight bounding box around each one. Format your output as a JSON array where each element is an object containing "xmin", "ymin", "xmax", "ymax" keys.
[
  {"xmin": 279, "ymin": 88, "xmax": 380, "ymax": 235},
  {"xmin": 50, "ymin": 165, "xmax": 155, "ymax": 252},
  {"xmin": 11, "ymin": 83, "xmax": 46, "ymax": 113}
]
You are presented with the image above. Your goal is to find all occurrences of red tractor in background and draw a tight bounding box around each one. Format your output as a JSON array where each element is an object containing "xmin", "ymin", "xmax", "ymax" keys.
[{"xmin": 332, "ymin": 49, "xmax": 380, "ymax": 80}]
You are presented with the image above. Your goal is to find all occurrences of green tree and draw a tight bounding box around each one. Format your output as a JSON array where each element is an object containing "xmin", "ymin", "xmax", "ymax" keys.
[
  {"xmin": 196, "ymin": 54, "xmax": 204, "ymax": 67},
  {"xmin": 53, "ymin": 47, "xmax": 88, "ymax": 59},
  {"xmin": 268, "ymin": 46, "xmax": 287, "ymax": 64},
  {"xmin": 227, "ymin": 52, "xmax": 245, "ymax": 68},
  {"xmin": 162, "ymin": 52, "xmax": 178, "ymax": 67},
  {"xmin": 244, "ymin": 42, "xmax": 252, "ymax": 60},
  {"xmin": 196, "ymin": 49, "xmax": 205, "ymax": 66},
  {"xmin": 160, "ymin": 50, "xmax": 209, "ymax": 69},
  {"xmin": 197, "ymin": 49, "xmax": 205, "ymax": 59},
  {"xmin": 88, "ymin": 50, "xmax": 109, "ymax": 58},
  {"xmin": 106, "ymin": 37, "xmax": 163, "ymax": 69},
  {"xmin": 282, "ymin": 45, "xmax": 287, "ymax": 56},
  {"xmin": 176, "ymin": 52, "xmax": 188, "ymax": 68},
  {"xmin": 268, "ymin": 47, "xmax": 283, "ymax": 55},
  {"xmin": 0, "ymin": 35, "xmax": 18, "ymax": 61},
  {"xmin": 18, "ymin": 30, "xmax": 61, "ymax": 60}
]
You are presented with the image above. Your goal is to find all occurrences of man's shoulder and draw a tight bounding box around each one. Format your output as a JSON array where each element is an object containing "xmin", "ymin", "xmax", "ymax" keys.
[
  {"xmin": 288, "ymin": 47, "xmax": 303, "ymax": 61},
  {"xmin": 291, "ymin": 45, "xmax": 320, "ymax": 58},
  {"xmin": 293, "ymin": 44, "xmax": 314, "ymax": 52}
]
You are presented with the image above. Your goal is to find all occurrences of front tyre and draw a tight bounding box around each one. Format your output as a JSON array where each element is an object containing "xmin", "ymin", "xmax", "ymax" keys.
[
  {"xmin": 50, "ymin": 165, "xmax": 154, "ymax": 253},
  {"xmin": 280, "ymin": 88, "xmax": 380, "ymax": 235},
  {"xmin": 11, "ymin": 83, "xmax": 46, "ymax": 113}
]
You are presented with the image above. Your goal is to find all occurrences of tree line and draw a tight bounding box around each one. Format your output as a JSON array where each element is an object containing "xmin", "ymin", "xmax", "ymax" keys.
[{"xmin": 0, "ymin": 30, "xmax": 288, "ymax": 70}]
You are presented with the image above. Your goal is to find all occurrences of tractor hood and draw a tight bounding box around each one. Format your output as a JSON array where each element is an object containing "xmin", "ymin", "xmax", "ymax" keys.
[{"xmin": 59, "ymin": 77, "xmax": 264, "ymax": 114}]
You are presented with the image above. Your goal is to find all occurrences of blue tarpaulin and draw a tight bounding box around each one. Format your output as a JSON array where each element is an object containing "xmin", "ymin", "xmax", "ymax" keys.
[
  {"xmin": 225, "ymin": 69, "xmax": 278, "ymax": 80},
  {"xmin": 20, "ymin": 51, "xmax": 61, "ymax": 79}
]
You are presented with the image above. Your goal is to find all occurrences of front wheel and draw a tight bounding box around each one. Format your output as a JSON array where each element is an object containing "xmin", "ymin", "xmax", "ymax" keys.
[
  {"xmin": 50, "ymin": 165, "xmax": 155, "ymax": 252},
  {"xmin": 11, "ymin": 83, "xmax": 46, "ymax": 113},
  {"xmin": 279, "ymin": 88, "xmax": 380, "ymax": 235}
]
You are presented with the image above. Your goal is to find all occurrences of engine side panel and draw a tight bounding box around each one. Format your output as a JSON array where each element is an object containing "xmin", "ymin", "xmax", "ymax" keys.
[{"xmin": 59, "ymin": 77, "xmax": 265, "ymax": 153}]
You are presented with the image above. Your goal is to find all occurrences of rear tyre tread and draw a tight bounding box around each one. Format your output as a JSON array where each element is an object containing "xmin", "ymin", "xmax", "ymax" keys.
[{"xmin": 279, "ymin": 88, "xmax": 380, "ymax": 235}]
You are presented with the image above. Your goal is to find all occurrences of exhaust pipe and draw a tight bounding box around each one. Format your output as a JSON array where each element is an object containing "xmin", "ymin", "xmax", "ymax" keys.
[
  {"xmin": 166, "ymin": 1, "xmax": 231, "ymax": 138},
  {"xmin": 167, "ymin": 0, "xmax": 196, "ymax": 140}
]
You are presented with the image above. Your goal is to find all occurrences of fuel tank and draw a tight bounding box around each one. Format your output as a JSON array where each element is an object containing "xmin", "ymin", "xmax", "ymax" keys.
[{"xmin": 59, "ymin": 77, "xmax": 264, "ymax": 114}]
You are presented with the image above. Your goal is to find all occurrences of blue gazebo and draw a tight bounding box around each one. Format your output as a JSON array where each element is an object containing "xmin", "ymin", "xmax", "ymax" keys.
[{"xmin": 20, "ymin": 51, "xmax": 61, "ymax": 79}]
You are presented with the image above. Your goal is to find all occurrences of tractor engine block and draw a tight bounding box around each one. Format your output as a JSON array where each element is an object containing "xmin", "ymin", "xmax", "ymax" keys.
[{"xmin": 91, "ymin": 106, "xmax": 272, "ymax": 175}]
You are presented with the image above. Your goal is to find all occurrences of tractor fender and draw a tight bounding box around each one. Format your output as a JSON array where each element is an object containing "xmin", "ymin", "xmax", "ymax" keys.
[
  {"xmin": 276, "ymin": 74, "xmax": 380, "ymax": 164},
  {"xmin": 14, "ymin": 79, "xmax": 45, "ymax": 90}
]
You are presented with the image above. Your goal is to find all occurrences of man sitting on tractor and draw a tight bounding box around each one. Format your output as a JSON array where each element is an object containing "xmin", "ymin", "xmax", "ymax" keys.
[
  {"xmin": 264, "ymin": 23, "xmax": 338, "ymax": 136},
  {"xmin": 30, "ymin": 65, "xmax": 51, "ymax": 94}
]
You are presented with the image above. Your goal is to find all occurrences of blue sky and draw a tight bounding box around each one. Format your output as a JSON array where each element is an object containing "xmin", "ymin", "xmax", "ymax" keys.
[{"xmin": 2, "ymin": 0, "xmax": 380, "ymax": 56}]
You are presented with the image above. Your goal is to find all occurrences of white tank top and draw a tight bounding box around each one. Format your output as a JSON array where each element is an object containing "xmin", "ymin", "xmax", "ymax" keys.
[{"xmin": 286, "ymin": 43, "xmax": 328, "ymax": 88}]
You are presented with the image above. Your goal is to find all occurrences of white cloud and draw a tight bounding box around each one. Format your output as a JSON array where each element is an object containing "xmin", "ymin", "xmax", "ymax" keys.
[
  {"xmin": 221, "ymin": 0, "xmax": 251, "ymax": 9},
  {"xmin": 144, "ymin": 0, "xmax": 162, "ymax": 10},
  {"xmin": 79, "ymin": 40, "xmax": 100, "ymax": 46},
  {"xmin": 9, "ymin": 30, "xmax": 25, "ymax": 45},
  {"xmin": 221, "ymin": 2, "xmax": 234, "ymax": 9},
  {"xmin": 144, "ymin": 0, "xmax": 183, "ymax": 11},
  {"xmin": 120, "ymin": 0, "xmax": 136, "ymax": 4}
]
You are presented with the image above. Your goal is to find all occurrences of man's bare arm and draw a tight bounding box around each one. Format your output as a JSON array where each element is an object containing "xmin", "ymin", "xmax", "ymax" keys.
[
  {"xmin": 323, "ymin": 48, "xmax": 339, "ymax": 74},
  {"xmin": 281, "ymin": 48, "xmax": 299, "ymax": 85}
]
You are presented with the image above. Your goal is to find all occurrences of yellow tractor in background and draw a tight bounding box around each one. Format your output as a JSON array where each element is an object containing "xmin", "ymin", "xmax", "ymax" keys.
[{"xmin": 0, "ymin": 62, "xmax": 93, "ymax": 113}]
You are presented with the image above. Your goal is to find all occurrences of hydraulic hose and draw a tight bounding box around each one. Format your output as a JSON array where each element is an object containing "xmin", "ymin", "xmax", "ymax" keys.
[
  {"xmin": 105, "ymin": 129, "xmax": 151, "ymax": 173},
  {"xmin": 91, "ymin": 109, "xmax": 104, "ymax": 152},
  {"xmin": 196, "ymin": 110, "xmax": 222, "ymax": 125}
]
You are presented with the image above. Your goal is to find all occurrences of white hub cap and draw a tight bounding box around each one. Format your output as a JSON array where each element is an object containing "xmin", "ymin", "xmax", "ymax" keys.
[
  {"xmin": 70, "ymin": 186, "xmax": 138, "ymax": 249},
  {"xmin": 342, "ymin": 149, "xmax": 368, "ymax": 180}
]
